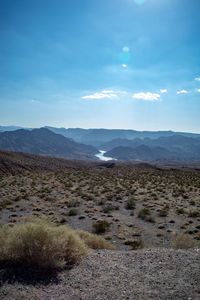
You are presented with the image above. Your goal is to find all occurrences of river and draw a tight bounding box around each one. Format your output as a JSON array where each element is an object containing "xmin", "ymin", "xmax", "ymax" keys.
[{"xmin": 95, "ymin": 150, "xmax": 117, "ymax": 161}]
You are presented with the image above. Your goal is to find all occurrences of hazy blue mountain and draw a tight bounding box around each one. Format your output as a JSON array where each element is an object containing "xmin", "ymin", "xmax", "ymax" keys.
[
  {"xmin": 105, "ymin": 145, "xmax": 177, "ymax": 161},
  {"xmin": 45, "ymin": 126, "xmax": 88, "ymax": 141},
  {"xmin": 0, "ymin": 126, "xmax": 23, "ymax": 132},
  {"xmin": 101, "ymin": 138, "xmax": 144, "ymax": 151},
  {"xmin": 45, "ymin": 127, "xmax": 200, "ymax": 147},
  {"xmin": 0, "ymin": 128, "xmax": 98, "ymax": 160},
  {"xmin": 105, "ymin": 137, "xmax": 200, "ymax": 161},
  {"xmin": 1, "ymin": 125, "xmax": 200, "ymax": 162},
  {"xmin": 1, "ymin": 126, "xmax": 200, "ymax": 147},
  {"xmin": 101, "ymin": 135, "xmax": 200, "ymax": 151}
]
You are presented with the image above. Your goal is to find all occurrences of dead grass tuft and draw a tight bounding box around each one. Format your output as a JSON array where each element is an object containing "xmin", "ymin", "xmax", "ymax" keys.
[
  {"xmin": 172, "ymin": 234, "xmax": 198, "ymax": 249},
  {"xmin": 76, "ymin": 229, "xmax": 115, "ymax": 250}
]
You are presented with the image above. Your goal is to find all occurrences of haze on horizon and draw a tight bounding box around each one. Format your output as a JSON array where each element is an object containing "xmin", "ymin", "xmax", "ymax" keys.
[{"xmin": 0, "ymin": 0, "xmax": 200, "ymax": 133}]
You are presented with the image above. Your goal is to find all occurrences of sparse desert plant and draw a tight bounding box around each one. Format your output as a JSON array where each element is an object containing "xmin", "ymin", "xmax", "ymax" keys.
[
  {"xmin": 158, "ymin": 205, "xmax": 169, "ymax": 217},
  {"xmin": 68, "ymin": 208, "xmax": 78, "ymax": 216},
  {"xmin": 176, "ymin": 207, "xmax": 185, "ymax": 215},
  {"xmin": 182, "ymin": 193, "xmax": 189, "ymax": 199},
  {"xmin": 124, "ymin": 239, "xmax": 144, "ymax": 250},
  {"xmin": 0, "ymin": 199, "xmax": 12, "ymax": 210},
  {"xmin": 0, "ymin": 219, "xmax": 87, "ymax": 269},
  {"xmin": 0, "ymin": 224, "xmax": 9, "ymax": 260},
  {"xmin": 125, "ymin": 197, "xmax": 136, "ymax": 210},
  {"xmin": 103, "ymin": 204, "xmax": 119, "ymax": 213},
  {"xmin": 76, "ymin": 230, "xmax": 115, "ymax": 250},
  {"xmin": 67, "ymin": 199, "xmax": 80, "ymax": 208},
  {"xmin": 172, "ymin": 234, "xmax": 197, "ymax": 249},
  {"xmin": 97, "ymin": 199, "xmax": 106, "ymax": 206},
  {"xmin": 93, "ymin": 220, "xmax": 110, "ymax": 234},
  {"xmin": 189, "ymin": 200, "xmax": 196, "ymax": 206},
  {"xmin": 138, "ymin": 208, "xmax": 155, "ymax": 223},
  {"xmin": 188, "ymin": 210, "xmax": 200, "ymax": 218}
]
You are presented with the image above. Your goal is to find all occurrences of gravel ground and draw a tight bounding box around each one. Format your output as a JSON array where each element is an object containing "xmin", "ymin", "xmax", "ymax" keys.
[{"xmin": 1, "ymin": 249, "xmax": 200, "ymax": 300}]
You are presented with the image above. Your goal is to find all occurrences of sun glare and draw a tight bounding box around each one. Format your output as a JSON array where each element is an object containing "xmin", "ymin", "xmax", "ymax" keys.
[{"xmin": 134, "ymin": 0, "xmax": 146, "ymax": 5}]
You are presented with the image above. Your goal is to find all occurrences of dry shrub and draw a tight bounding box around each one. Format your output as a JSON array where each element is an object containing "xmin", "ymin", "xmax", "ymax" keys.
[
  {"xmin": 172, "ymin": 234, "xmax": 197, "ymax": 249},
  {"xmin": 124, "ymin": 239, "xmax": 144, "ymax": 250},
  {"xmin": 0, "ymin": 225, "xmax": 10, "ymax": 261},
  {"xmin": 188, "ymin": 210, "xmax": 200, "ymax": 218},
  {"xmin": 0, "ymin": 219, "xmax": 116, "ymax": 270},
  {"xmin": 93, "ymin": 220, "xmax": 110, "ymax": 234},
  {"xmin": 125, "ymin": 197, "xmax": 136, "ymax": 210},
  {"xmin": 0, "ymin": 219, "xmax": 87, "ymax": 269},
  {"xmin": 76, "ymin": 230, "xmax": 115, "ymax": 250}
]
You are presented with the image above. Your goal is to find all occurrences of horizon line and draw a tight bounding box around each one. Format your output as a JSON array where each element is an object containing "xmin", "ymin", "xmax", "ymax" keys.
[{"xmin": 0, "ymin": 124, "xmax": 200, "ymax": 135}]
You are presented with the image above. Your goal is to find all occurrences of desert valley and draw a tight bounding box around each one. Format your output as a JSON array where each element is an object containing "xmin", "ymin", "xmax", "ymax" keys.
[
  {"xmin": 0, "ymin": 127, "xmax": 200, "ymax": 299},
  {"xmin": 1, "ymin": 0, "xmax": 200, "ymax": 298}
]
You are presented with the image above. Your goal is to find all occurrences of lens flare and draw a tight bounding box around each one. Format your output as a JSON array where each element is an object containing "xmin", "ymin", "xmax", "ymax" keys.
[
  {"xmin": 122, "ymin": 46, "xmax": 130, "ymax": 53},
  {"xmin": 134, "ymin": 0, "xmax": 146, "ymax": 5},
  {"xmin": 119, "ymin": 46, "xmax": 131, "ymax": 65}
]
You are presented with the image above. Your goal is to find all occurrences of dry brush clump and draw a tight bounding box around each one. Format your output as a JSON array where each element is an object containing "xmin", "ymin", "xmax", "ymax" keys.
[
  {"xmin": 125, "ymin": 197, "xmax": 136, "ymax": 210},
  {"xmin": 76, "ymin": 230, "xmax": 115, "ymax": 250},
  {"xmin": 0, "ymin": 219, "xmax": 114, "ymax": 270},
  {"xmin": 172, "ymin": 234, "xmax": 199, "ymax": 249},
  {"xmin": 93, "ymin": 220, "xmax": 111, "ymax": 234}
]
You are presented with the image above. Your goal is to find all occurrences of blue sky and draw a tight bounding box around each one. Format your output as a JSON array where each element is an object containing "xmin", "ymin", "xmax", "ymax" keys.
[{"xmin": 0, "ymin": 0, "xmax": 200, "ymax": 132}]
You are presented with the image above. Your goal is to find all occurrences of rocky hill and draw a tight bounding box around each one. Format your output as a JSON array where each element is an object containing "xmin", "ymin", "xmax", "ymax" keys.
[
  {"xmin": 0, "ymin": 128, "xmax": 98, "ymax": 160},
  {"xmin": 104, "ymin": 135, "xmax": 200, "ymax": 162}
]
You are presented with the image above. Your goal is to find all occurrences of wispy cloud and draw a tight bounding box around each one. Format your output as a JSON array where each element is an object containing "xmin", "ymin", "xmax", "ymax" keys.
[
  {"xmin": 27, "ymin": 98, "xmax": 41, "ymax": 104},
  {"xmin": 195, "ymin": 77, "xmax": 200, "ymax": 81},
  {"xmin": 197, "ymin": 89, "xmax": 200, "ymax": 93},
  {"xmin": 82, "ymin": 90, "xmax": 119, "ymax": 100},
  {"xmin": 132, "ymin": 92, "xmax": 160, "ymax": 101},
  {"xmin": 176, "ymin": 89, "xmax": 189, "ymax": 94},
  {"xmin": 82, "ymin": 89, "xmax": 164, "ymax": 101},
  {"xmin": 160, "ymin": 89, "xmax": 167, "ymax": 94}
]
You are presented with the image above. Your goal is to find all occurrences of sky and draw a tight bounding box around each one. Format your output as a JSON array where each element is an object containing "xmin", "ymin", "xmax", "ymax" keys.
[{"xmin": 0, "ymin": 0, "xmax": 200, "ymax": 132}]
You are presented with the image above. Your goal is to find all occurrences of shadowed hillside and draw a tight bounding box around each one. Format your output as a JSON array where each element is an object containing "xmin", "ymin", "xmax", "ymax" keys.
[{"xmin": 0, "ymin": 128, "xmax": 98, "ymax": 160}]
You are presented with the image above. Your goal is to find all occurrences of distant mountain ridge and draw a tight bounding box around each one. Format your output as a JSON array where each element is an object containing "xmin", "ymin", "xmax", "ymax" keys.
[
  {"xmin": 101, "ymin": 135, "xmax": 200, "ymax": 150},
  {"xmin": 0, "ymin": 128, "xmax": 98, "ymax": 160},
  {"xmin": 0, "ymin": 125, "xmax": 23, "ymax": 132},
  {"xmin": 1, "ymin": 126, "xmax": 200, "ymax": 147},
  {"xmin": 106, "ymin": 145, "xmax": 175, "ymax": 161},
  {"xmin": 105, "ymin": 135, "xmax": 200, "ymax": 162},
  {"xmin": 1, "ymin": 126, "xmax": 200, "ymax": 162},
  {"xmin": 44, "ymin": 127, "xmax": 200, "ymax": 147}
]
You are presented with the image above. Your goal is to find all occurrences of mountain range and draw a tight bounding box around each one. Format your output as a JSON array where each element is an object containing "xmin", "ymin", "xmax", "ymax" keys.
[
  {"xmin": 45, "ymin": 126, "xmax": 200, "ymax": 147},
  {"xmin": 0, "ymin": 126, "xmax": 200, "ymax": 162},
  {"xmin": 0, "ymin": 128, "xmax": 97, "ymax": 160}
]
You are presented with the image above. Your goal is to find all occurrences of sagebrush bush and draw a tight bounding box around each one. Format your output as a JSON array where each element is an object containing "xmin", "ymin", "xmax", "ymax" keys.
[
  {"xmin": 125, "ymin": 197, "xmax": 136, "ymax": 210},
  {"xmin": 68, "ymin": 208, "xmax": 78, "ymax": 216},
  {"xmin": 188, "ymin": 210, "xmax": 200, "ymax": 218},
  {"xmin": 76, "ymin": 230, "xmax": 115, "ymax": 250},
  {"xmin": 93, "ymin": 220, "xmax": 110, "ymax": 234},
  {"xmin": 0, "ymin": 219, "xmax": 115, "ymax": 270},
  {"xmin": 158, "ymin": 204, "xmax": 169, "ymax": 217},
  {"xmin": 176, "ymin": 208, "xmax": 185, "ymax": 215},
  {"xmin": 124, "ymin": 239, "xmax": 144, "ymax": 250},
  {"xmin": 0, "ymin": 220, "xmax": 87, "ymax": 269},
  {"xmin": 172, "ymin": 234, "xmax": 197, "ymax": 249},
  {"xmin": 102, "ymin": 204, "xmax": 118, "ymax": 214},
  {"xmin": 138, "ymin": 208, "xmax": 155, "ymax": 223}
]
